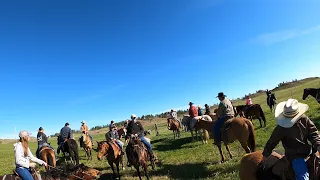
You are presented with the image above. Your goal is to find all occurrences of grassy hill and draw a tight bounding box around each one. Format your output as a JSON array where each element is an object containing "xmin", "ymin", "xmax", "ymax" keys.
[{"xmin": 0, "ymin": 77, "xmax": 319, "ymax": 179}]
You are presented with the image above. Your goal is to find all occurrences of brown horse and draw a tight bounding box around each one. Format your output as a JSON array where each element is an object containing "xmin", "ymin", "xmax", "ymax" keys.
[
  {"xmin": 194, "ymin": 117, "xmax": 256, "ymax": 163},
  {"xmin": 303, "ymin": 88, "xmax": 320, "ymax": 104},
  {"xmin": 167, "ymin": 118, "xmax": 181, "ymax": 139},
  {"xmin": 82, "ymin": 133, "xmax": 93, "ymax": 160},
  {"xmin": 97, "ymin": 141, "xmax": 124, "ymax": 179},
  {"xmin": 235, "ymin": 104, "xmax": 267, "ymax": 128},
  {"xmin": 126, "ymin": 136, "xmax": 155, "ymax": 180},
  {"xmin": 0, "ymin": 167, "xmax": 42, "ymax": 180},
  {"xmin": 39, "ymin": 146, "xmax": 56, "ymax": 171}
]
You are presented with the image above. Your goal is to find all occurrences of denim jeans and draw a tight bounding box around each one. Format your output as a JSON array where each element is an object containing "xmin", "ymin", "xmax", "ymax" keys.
[
  {"xmin": 15, "ymin": 167, "xmax": 33, "ymax": 180},
  {"xmin": 213, "ymin": 116, "xmax": 228, "ymax": 143},
  {"xmin": 292, "ymin": 158, "xmax": 309, "ymax": 180},
  {"xmin": 115, "ymin": 139, "xmax": 124, "ymax": 149},
  {"xmin": 140, "ymin": 136, "xmax": 152, "ymax": 151}
]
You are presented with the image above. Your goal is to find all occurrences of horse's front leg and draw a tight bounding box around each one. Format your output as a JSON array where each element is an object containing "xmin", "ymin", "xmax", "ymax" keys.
[
  {"xmin": 225, "ymin": 144, "xmax": 232, "ymax": 159},
  {"xmin": 116, "ymin": 162, "xmax": 120, "ymax": 180},
  {"xmin": 258, "ymin": 118, "xmax": 262, "ymax": 128},
  {"xmin": 216, "ymin": 144, "xmax": 225, "ymax": 163},
  {"xmin": 110, "ymin": 162, "xmax": 116, "ymax": 179},
  {"xmin": 191, "ymin": 130, "xmax": 194, "ymax": 141}
]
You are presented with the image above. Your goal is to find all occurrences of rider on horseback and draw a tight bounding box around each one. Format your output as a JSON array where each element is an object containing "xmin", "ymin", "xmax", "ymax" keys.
[
  {"xmin": 36, "ymin": 127, "xmax": 57, "ymax": 160},
  {"xmin": 169, "ymin": 109, "xmax": 180, "ymax": 125},
  {"xmin": 204, "ymin": 104, "xmax": 210, "ymax": 115},
  {"xmin": 79, "ymin": 120, "xmax": 93, "ymax": 147},
  {"xmin": 244, "ymin": 95, "xmax": 253, "ymax": 118},
  {"xmin": 126, "ymin": 114, "xmax": 155, "ymax": 167},
  {"xmin": 57, "ymin": 122, "xmax": 73, "ymax": 154},
  {"xmin": 213, "ymin": 92, "xmax": 235, "ymax": 145},
  {"xmin": 106, "ymin": 124, "xmax": 125, "ymax": 155},
  {"xmin": 188, "ymin": 102, "xmax": 198, "ymax": 118},
  {"xmin": 14, "ymin": 130, "xmax": 47, "ymax": 179},
  {"xmin": 262, "ymin": 99, "xmax": 320, "ymax": 180}
]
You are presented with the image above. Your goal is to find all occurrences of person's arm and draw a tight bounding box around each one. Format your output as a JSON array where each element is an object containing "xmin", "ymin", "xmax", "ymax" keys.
[
  {"xmin": 138, "ymin": 122, "xmax": 144, "ymax": 135},
  {"xmin": 28, "ymin": 148, "xmax": 46, "ymax": 165},
  {"xmin": 15, "ymin": 144, "xmax": 29, "ymax": 168},
  {"xmin": 68, "ymin": 128, "xmax": 73, "ymax": 139},
  {"xmin": 262, "ymin": 126, "xmax": 282, "ymax": 158},
  {"xmin": 306, "ymin": 118, "xmax": 320, "ymax": 152}
]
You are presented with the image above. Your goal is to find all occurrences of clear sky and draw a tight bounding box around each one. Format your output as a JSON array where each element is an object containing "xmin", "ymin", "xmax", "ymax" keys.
[{"xmin": 0, "ymin": 0, "xmax": 319, "ymax": 138}]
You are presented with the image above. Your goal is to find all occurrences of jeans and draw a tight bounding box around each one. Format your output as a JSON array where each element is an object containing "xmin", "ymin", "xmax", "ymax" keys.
[
  {"xmin": 140, "ymin": 136, "xmax": 152, "ymax": 152},
  {"xmin": 292, "ymin": 158, "xmax": 309, "ymax": 180},
  {"xmin": 15, "ymin": 167, "xmax": 33, "ymax": 180},
  {"xmin": 115, "ymin": 139, "xmax": 124, "ymax": 149},
  {"xmin": 213, "ymin": 116, "xmax": 228, "ymax": 143}
]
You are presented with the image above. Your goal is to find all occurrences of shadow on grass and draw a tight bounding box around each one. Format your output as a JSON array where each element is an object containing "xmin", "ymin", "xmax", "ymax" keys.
[
  {"xmin": 153, "ymin": 137, "xmax": 195, "ymax": 152},
  {"xmin": 151, "ymin": 138, "xmax": 168, "ymax": 144},
  {"xmin": 150, "ymin": 162, "xmax": 239, "ymax": 179},
  {"xmin": 98, "ymin": 172, "xmax": 114, "ymax": 180}
]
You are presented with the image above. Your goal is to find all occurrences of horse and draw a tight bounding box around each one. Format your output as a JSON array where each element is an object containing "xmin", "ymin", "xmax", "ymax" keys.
[
  {"xmin": 82, "ymin": 133, "xmax": 93, "ymax": 160},
  {"xmin": 190, "ymin": 115, "xmax": 213, "ymax": 144},
  {"xmin": 126, "ymin": 135, "xmax": 155, "ymax": 180},
  {"xmin": 267, "ymin": 93, "xmax": 277, "ymax": 111},
  {"xmin": 39, "ymin": 146, "xmax": 56, "ymax": 171},
  {"xmin": 303, "ymin": 88, "xmax": 320, "ymax": 104},
  {"xmin": 0, "ymin": 167, "xmax": 42, "ymax": 180},
  {"xmin": 235, "ymin": 104, "xmax": 267, "ymax": 128},
  {"xmin": 181, "ymin": 115, "xmax": 206, "ymax": 141},
  {"xmin": 97, "ymin": 141, "xmax": 124, "ymax": 180},
  {"xmin": 117, "ymin": 127, "xmax": 127, "ymax": 139},
  {"xmin": 167, "ymin": 118, "xmax": 181, "ymax": 139},
  {"xmin": 57, "ymin": 135, "xmax": 80, "ymax": 165},
  {"xmin": 193, "ymin": 117, "xmax": 256, "ymax": 163}
]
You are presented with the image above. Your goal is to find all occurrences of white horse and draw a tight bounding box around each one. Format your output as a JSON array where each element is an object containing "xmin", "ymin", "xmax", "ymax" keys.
[{"xmin": 181, "ymin": 115, "xmax": 213, "ymax": 143}]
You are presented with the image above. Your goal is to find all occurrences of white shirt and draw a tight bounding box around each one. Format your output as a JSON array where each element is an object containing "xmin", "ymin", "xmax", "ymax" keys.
[{"xmin": 14, "ymin": 142, "xmax": 45, "ymax": 168}]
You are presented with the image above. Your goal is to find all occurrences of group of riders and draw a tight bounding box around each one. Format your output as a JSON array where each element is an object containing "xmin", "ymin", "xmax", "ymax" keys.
[{"xmin": 13, "ymin": 88, "xmax": 320, "ymax": 180}]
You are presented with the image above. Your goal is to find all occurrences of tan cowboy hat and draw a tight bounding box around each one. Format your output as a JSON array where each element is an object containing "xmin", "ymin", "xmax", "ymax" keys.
[
  {"xmin": 275, "ymin": 98, "xmax": 309, "ymax": 128},
  {"xmin": 81, "ymin": 120, "xmax": 86, "ymax": 124}
]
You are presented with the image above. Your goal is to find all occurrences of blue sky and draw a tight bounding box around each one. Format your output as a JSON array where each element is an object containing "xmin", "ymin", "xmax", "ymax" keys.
[{"xmin": 0, "ymin": 0, "xmax": 319, "ymax": 139}]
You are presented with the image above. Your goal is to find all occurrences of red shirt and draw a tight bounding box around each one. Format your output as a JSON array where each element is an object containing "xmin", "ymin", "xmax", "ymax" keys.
[{"xmin": 189, "ymin": 105, "xmax": 198, "ymax": 118}]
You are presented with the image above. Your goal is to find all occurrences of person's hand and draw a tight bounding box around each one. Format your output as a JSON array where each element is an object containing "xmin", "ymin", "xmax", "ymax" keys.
[
  {"xmin": 43, "ymin": 162, "xmax": 48, "ymax": 168},
  {"xmin": 29, "ymin": 162, "xmax": 36, "ymax": 168}
]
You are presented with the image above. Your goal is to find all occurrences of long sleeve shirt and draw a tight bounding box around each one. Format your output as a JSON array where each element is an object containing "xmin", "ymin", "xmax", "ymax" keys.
[
  {"xmin": 189, "ymin": 106, "xmax": 198, "ymax": 118},
  {"xmin": 263, "ymin": 115, "xmax": 320, "ymax": 161},
  {"xmin": 37, "ymin": 132, "xmax": 48, "ymax": 146},
  {"xmin": 14, "ymin": 142, "xmax": 45, "ymax": 168},
  {"xmin": 60, "ymin": 126, "xmax": 73, "ymax": 142},
  {"xmin": 127, "ymin": 121, "xmax": 144, "ymax": 137},
  {"xmin": 216, "ymin": 98, "xmax": 235, "ymax": 118}
]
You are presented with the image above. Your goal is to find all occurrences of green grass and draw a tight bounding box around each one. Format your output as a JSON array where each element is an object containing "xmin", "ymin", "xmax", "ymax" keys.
[{"xmin": 1, "ymin": 77, "xmax": 319, "ymax": 179}]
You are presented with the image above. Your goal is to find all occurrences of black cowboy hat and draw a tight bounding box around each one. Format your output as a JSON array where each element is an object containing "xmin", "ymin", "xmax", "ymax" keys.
[
  {"xmin": 189, "ymin": 102, "xmax": 193, "ymax": 105},
  {"xmin": 65, "ymin": 122, "xmax": 70, "ymax": 126},
  {"xmin": 216, "ymin": 92, "xmax": 226, "ymax": 98}
]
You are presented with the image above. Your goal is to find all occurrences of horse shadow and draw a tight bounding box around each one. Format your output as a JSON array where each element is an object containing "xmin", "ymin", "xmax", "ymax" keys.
[
  {"xmin": 150, "ymin": 162, "xmax": 213, "ymax": 179},
  {"xmin": 153, "ymin": 137, "xmax": 195, "ymax": 152},
  {"xmin": 98, "ymin": 172, "xmax": 114, "ymax": 180},
  {"xmin": 151, "ymin": 138, "xmax": 167, "ymax": 144}
]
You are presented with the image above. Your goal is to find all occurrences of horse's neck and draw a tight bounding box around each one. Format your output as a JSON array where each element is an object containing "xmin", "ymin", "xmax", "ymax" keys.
[{"xmin": 198, "ymin": 120, "xmax": 214, "ymax": 131}]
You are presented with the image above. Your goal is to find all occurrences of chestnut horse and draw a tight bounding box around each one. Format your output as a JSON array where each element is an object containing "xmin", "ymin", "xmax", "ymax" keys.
[
  {"xmin": 82, "ymin": 133, "xmax": 93, "ymax": 160},
  {"xmin": 126, "ymin": 136, "xmax": 155, "ymax": 180},
  {"xmin": 303, "ymin": 88, "xmax": 320, "ymax": 104},
  {"xmin": 167, "ymin": 118, "xmax": 181, "ymax": 139},
  {"xmin": 0, "ymin": 167, "xmax": 42, "ymax": 180},
  {"xmin": 193, "ymin": 117, "xmax": 256, "ymax": 163},
  {"xmin": 39, "ymin": 146, "xmax": 56, "ymax": 171},
  {"xmin": 97, "ymin": 141, "xmax": 124, "ymax": 179}
]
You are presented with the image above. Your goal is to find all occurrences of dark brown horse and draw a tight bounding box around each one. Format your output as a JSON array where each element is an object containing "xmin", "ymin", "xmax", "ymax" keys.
[
  {"xmin": 303, "ymin": 88, "xmax": 320, "ymax": 104},
  {"xmin": 39, "ymin": 146, "xmax": 56, "ymax": 171},
  {"xmin": 126, "ymin": 136, "xmax": 155, "ymax": 180},
  {"xmin": 97, "ymin": 141, "xmax": 124, "ymax": 179},
  {"xmin": 194, "ymin": 117, "xmax": 256, "ymax": 163},
  {"xmin": 267, "ymin": 93, "xmax": 277, "ymax": 111},
  {"xmin": 235, "ymin": 104, "xmax": 267, "ymax": 128},
  {"xmin": 57, "ymin": 135, "xmax": 80, "ymax": 165},
  {"xmin": 167, "ymin": 118, "xmax": 181, "ymax": 139}
]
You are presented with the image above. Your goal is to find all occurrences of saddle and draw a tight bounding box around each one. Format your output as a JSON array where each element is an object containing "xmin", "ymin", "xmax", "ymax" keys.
[
  {"xmin": 258, "ymin": 152, "xmax": 320, "ymax": 180},
  {"xmin": 13, "ymin": 167, "xmax": 39, "ymax": 179},
  {"xmin": 220, "ymin": 117, "xmax": 234, "ymax": 143}
]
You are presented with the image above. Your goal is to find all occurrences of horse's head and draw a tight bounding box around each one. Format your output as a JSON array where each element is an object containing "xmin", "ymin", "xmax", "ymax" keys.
[
  {"xmin": 96, "ymin": 141, "xmax": 109, "ymax": 160},
  {"xmin": 167, "ymin": 118, "xmax": 172, "ymax": 129},
  {"xmin": 302, "ymin": 88, "xmax": 310, "ymax": 100}
]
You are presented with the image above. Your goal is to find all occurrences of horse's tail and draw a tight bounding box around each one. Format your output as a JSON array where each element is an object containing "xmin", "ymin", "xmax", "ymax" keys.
[
  {"xmin": 259, "ymin": 106, "xmax": 266, "ymax": 123},
  {"xmin": 245, "ymin": 120, "xmax": 256, "ymax": 152}
]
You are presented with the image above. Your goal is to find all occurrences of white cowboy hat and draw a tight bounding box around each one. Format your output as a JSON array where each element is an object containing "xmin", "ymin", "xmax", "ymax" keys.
[
  {"xmin": 131, "ymin": 114, "xmax": 136, "ymax": 119},
  {"xmin": 275, "ymin": 98, "xmax": 309, "ymax": 128},
  {"xmin": 81, "ymin": 120, "xmax": 86, "ymax": 124}
]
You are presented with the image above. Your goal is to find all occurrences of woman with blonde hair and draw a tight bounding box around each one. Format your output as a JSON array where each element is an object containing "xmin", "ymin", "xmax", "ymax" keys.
[{"xmin": 14, "ymin": 130, "xmax": 47, "ymax": 180}]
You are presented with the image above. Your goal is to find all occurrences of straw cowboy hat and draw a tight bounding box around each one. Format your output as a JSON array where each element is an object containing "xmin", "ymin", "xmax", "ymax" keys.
[
  {"xmin": 275, "ymin": 98, "xmax": 309, "ymax": 128},
  {"xmin": 81, "ymin": 120, "xmax": 86, "ymax": 124}
]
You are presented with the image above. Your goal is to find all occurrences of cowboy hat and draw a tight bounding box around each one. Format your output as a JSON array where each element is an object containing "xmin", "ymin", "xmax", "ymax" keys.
[
  {"xmin": 131, "ymin": 114, "xmax": 136, "ymax": 119},
  {"xmin": 275, "ymin": 98, "xmax": 309, "ymax": 128},
  {"xmin": 81, "ymin": 120, "xmax": 86, "ymax": 124},
  {"xmin": 189, "ymin": 102, "xmax": 193, "ymax": 105},
  {"xmin": 216, "ymin": 92, "xmax": 226, "ymax": 98}
]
